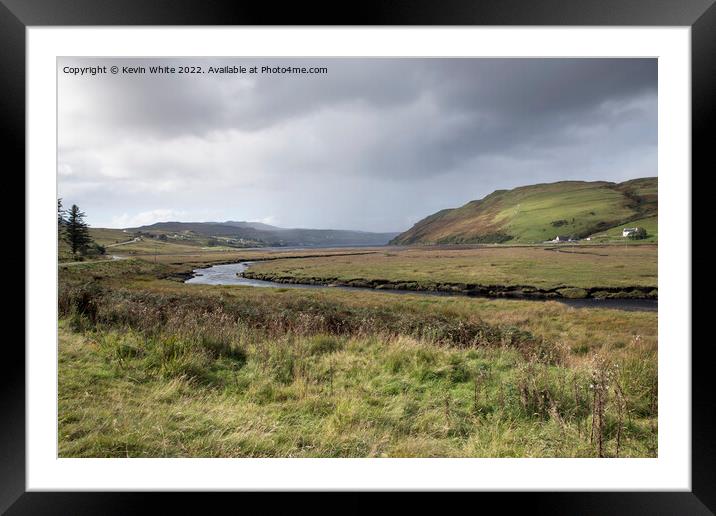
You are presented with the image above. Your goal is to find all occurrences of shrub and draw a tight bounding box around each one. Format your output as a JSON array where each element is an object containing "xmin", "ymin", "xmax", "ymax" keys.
[
  {"xmin": 627, "ymin": 227, "xmax": 648, "ymax": 240},
  {"xmin": 557, "ymin": 287, "xmax": 589, "ymax": 299}
]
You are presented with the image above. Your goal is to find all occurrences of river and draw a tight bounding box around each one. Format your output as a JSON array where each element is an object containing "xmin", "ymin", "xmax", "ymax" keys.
[{"xmin": 185, "ymin": 261, "xmax": 657, "ymax": 312}]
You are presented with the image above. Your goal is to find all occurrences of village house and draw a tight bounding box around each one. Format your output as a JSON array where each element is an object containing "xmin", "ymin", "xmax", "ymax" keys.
[{"xmin": 622, "ymin": 227, "xmax": 639, "ymax": 237}]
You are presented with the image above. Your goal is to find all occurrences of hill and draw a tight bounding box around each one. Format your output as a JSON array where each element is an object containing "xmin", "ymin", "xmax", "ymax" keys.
[
  {"xmin": 390, "ymin": 177, "xmax": 657, "ymax": 245},
  {"xmin": 128, "ymin": 221, "xmax": 399, "ymax": 248}
]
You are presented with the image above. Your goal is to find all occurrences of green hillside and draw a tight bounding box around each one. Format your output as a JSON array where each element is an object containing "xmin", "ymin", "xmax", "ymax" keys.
[{"xmin": 390, "ymin": 177, "xmax": 657, "ymax": 245}]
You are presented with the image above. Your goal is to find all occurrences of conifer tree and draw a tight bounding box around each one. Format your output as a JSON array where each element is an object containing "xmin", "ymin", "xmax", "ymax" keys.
[{"xmin": 63, "ymin": 204, "xmax": 92, "ymax": 255}]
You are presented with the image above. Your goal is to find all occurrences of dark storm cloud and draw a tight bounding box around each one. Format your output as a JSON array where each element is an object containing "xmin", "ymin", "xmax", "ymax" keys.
[
  {"xmin": 381, "ymin": 59, "xmax": 657, "ymax": 176},
  {"xmin": 427, "ymin": 59, "xmax": 655, "ymax": 116},
  {"xmin": 58, "ymin": 58, "xmax": 657, "ymax": 231}
]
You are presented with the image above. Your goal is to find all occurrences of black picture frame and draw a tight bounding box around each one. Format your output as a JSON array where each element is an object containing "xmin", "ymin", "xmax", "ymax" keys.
[{"xmin": 5, "ymin": 0, "xmax": 712, "ymax": 512}]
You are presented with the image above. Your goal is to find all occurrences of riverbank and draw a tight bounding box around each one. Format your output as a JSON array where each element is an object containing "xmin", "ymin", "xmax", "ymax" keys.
[{"xmin": 241, "ymin": 268, "xmax": 657, "ymax": 300}]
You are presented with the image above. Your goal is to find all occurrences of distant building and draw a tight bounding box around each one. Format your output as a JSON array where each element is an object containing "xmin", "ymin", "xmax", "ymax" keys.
[
  {"xmin": 622, "ymin": 227, "xmax": 639, "ymax": 237},
  {"xmin": 552, "ymin": 235, "xmax": 571, "ymax": 242}
]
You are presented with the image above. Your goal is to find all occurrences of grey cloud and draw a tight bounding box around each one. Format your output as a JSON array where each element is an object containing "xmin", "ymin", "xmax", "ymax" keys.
[
  {"xmin": 60, "ymin": 58, "xmax": 426, "ymax": 139},
  {"xmin": 58, "ymin": 57, "xmax": 657, "ymax": 231}
]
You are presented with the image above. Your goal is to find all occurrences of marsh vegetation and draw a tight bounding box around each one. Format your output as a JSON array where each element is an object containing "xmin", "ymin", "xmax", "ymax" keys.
[
  {"xmin": 241, "ymin": 245, "xmax": 658, "ymax": 299},
  {"xmin": 59, "ymin": 255, "xmax": 657, "ymax": 457}
]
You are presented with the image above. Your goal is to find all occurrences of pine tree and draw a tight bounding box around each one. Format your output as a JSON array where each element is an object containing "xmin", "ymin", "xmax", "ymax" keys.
[{"xmin": 63, "ymin": 204, "xmax": 92, "ymax": 256}]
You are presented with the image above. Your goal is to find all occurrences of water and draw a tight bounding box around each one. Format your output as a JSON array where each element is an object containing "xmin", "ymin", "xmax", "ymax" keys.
[
  {"xmin": 185, "ymin": 262, "xmax": 657, "ymax": 312},
  {"xmin": 185, "ymin": 262, "xmax": 322, "ymax": 289},
  {"xmin": 556, "ymin": 297, "xmax": 657, "ymax": 312}
]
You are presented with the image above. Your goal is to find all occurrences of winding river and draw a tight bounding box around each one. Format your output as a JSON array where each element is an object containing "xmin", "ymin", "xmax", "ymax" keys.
[{"xmin": 185, "ymin": 261, "xmax": 657, "ymax": 312}]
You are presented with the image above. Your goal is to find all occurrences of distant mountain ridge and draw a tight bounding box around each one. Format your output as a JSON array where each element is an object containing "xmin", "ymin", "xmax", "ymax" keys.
[
  {"xmin": 390, "ymin": 177, "xmax": 657, "ymax": 245},
  {"xmin": 221, "ymin": 221, "xmax": 282, "ymax": 231},
  {"xmin": 129, "ymin": 220, "xmax": 399, "ymax": 247}
]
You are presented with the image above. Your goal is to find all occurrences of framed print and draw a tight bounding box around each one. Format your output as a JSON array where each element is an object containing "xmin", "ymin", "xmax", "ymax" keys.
[{"xmin": 6, "ymin": 0, "xmax": 713, "ymax": 511}]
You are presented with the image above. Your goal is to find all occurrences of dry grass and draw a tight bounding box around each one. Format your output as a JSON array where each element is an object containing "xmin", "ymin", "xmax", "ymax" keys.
[{"xmin": 245, "ymin": 244, "xmax": 657, "ymax": 290}]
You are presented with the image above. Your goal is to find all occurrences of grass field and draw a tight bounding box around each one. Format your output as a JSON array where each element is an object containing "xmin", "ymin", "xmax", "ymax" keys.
[
  {"xmin": 87, "ymin": 227, "xmax": 133, "ymax": 246},
  {"xmin": 243, "ymin": 245, "xmax": 658, "ymax": 294},
  {"xmin": 102, "ymin": 235, "xmax": 206, "ymax": 255},
  {"xmin": 58, "ymin": 256, "xmax": 657, "ymax": 458}
]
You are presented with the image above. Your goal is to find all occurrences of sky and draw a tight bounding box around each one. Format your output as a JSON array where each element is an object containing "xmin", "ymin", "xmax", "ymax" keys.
[{"xmin": 58, "ymin": 58, "xmax": 657, "ymax": 232}]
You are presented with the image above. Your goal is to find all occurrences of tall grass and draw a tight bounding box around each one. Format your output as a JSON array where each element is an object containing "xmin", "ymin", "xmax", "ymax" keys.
[
  {"xmin": 59, "ymin": 283, "xmax": 545, "ymax": 356},
  {"xmin": 58, "ymin": 279, "xmax": 657, "ymax": 458}
]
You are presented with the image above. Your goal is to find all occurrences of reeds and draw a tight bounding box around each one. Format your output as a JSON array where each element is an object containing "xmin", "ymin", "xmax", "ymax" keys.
[{"xmin": 58, "ymin": 283, "xmax": 550, "ymax": 357}]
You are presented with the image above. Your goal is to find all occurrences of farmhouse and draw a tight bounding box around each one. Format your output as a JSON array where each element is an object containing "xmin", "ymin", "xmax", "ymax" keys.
[
  {"xmin": 622, "ymin": 227, "xmax": 639, "ymax": 237},
  {"xmin": 551, "ymin": 235, "xmax": 571, "ymax": 243}
]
